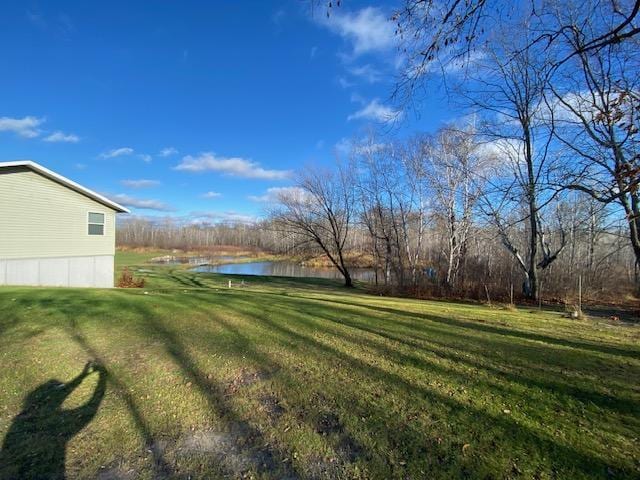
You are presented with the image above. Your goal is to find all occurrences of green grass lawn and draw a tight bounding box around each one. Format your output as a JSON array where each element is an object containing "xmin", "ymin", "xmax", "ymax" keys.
[{"xmin": 0, "ymin": 260, "xmax": 639, "ymax": 479}]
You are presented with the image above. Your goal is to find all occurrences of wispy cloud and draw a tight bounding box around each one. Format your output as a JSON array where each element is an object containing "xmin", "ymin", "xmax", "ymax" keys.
[
  {"xmin": 109, "ymin": 193, "xmax": 173, "ymax": 211},
  {"xmin": 310, "ymin": 46, "xmax": 318, "ymax": 59},
  {"xmin": 158, "ymin": 147, "xmax": 178, "ymax": 157},
  {"xmin": 337, "ymin": 76, "xmax": 355, "ymax": 89},
  {"xmin": 99, "ymin": 147, "xmax": 134, "ymax": 159},
  {"xmin": 26, "ymin": 10, "xmax": 74, "ymax": 37},
  {"xmin": 201, "ymin": 191, "xmax": 222, "ymax": 199},
  {"xmin": 120, "ymin": 179, "xmax": 161, "ymax": 189},
  {"xmin": 249, "ymin": 186, "xmax": 305, "ymax": 203},
  {"xmin": 123, "ymin": 211, "xmax": 257, "ymax": 225},
  {"xmin": 272, "ymin": 8, "xmax": 286, "ymax": 29},
  {"xmin": 175, "ymin": 152, "xmax": 291, "ymax": 180},
  {"xmin": 335, "ymin": 137, "xmax": 386, "ymax": 155},
  {"xmin": 0, "ymin": 116, "xmax": 44, "ymax": 138},
  {"xmin": 348, "ymin": 64, "xmax": 383, "ymax": 83},
  {"xmin": 347, "ymin": 98, "xmax": 402, "ymax": 122},
  {"xmin": 189, "ymin": 210, "xmax": 256, "ymax": 224},
  {"xmin": 137, "ymin": 153, "xmax": 152, "ymax": 163},
  {"xmin": 43, "ymin": 131, "xmax": 79, "ymax": 143},
  {"xmin": 320, "ymin": 7, "xmax": 396, "ymax": 57}
]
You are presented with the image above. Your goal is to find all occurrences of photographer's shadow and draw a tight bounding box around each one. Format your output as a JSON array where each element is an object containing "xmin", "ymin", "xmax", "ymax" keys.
[{"xmin": 0, "ymin": 362, "xmax": 107, "ymax": 480}]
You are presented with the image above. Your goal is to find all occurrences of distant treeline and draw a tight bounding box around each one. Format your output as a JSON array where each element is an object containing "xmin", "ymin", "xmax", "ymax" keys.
[{"xmin": 117, "ymin": 213, "xmax": 635, "ymax": 304}]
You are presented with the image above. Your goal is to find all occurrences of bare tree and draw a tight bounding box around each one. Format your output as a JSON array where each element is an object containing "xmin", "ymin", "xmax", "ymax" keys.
[
  {"xmin": 271, "ymin": 165, "xmax": 356, "ymax": 287},
  {"xmin": 354, "ymin": 137, "xmax": 428, "ymax": 289},
  {"xmin": 392, "ymin": 0, "xmax": 640, "ymax": 103},
  {"xmin": 469, "ymin": 26, "xmax": 566, "ymax": 300},
  {"xmin": 547, "ymin": 13, "xmax": 640, "ymax": 273},
  {"xmin": 422, "ymin": 124, "xmax": 484, "ymax": 290}
]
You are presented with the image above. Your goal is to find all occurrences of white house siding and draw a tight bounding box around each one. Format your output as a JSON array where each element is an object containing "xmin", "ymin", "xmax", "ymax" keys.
[
  {"xmin": 0, "ymin": 256, "xmax": 114, "ymax": 288},
  {"xmin": 0, "ymin": 166, "xmax": 119, "ymax": 287}
]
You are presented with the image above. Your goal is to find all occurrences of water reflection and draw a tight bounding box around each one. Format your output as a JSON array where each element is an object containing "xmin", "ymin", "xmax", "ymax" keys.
[
  {"xmin": 193, "ymin": 261, "xmax": 375, "ymax": 282},
  {"xmin": 153, "ymin": 255, "xmax": 247, "ymax": 265}
]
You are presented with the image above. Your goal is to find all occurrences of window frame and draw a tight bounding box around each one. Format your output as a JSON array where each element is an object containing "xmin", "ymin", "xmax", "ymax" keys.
[{"xmin": 87, "ymin": 211, "xmax": 106, "ymax": 236}]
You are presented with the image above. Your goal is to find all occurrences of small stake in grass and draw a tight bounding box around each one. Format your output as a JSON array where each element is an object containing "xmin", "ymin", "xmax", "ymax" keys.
[
  {"xmin": 228, "ymin": 280, "xmax": 232, "ymax": 289},
  {"xmin": 578, "ymin": 275, "xmax": 582, "ymax": 317},
  {"xmin": 510, "ymin": 283, "xmax": 514, "ymax": 307},
  {"xmin": 538, "ymin": 282, "xmax": 543, "ymax": 310}
]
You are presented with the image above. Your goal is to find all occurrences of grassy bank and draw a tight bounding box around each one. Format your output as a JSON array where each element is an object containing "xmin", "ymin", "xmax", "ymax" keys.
[{"xmin": 0, "ymin": 259, "xmax": 639, "ymax": 479}]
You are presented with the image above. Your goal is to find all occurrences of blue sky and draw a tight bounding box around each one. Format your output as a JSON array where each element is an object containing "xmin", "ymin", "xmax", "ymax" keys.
[{"xmin": 0, "ymin": 1, "xmax": 455, "ymax": 222}]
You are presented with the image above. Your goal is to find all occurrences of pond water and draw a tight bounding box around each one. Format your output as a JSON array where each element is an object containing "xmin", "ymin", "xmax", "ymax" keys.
[
  {"xmin": 152, "ymin": 255, "xmax": 246, "ymax": 265},
  {"xmin": 193, "ymin": 261, "xmax": 376, "ymax": 282}
]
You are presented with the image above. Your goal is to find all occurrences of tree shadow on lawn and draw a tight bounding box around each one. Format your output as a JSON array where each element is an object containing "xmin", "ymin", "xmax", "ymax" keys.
[
  {"xmin": 0, "ymin": 362, "xmax": 106, "ymax": 480},
  {"xmin": 68, "ymin": 295, "xmax": 301, "ymax": 479},
  {"xmin": 295, "ymin": 295, "xmax": 640, "ymax": 360},
  {"xmin": 6, "ymin": 289, "xmax": 639, "ymax": 478},
  {"xmin": 295, "ymin": 303, "xmax": 640, "ymax": 417},
  {"xmin": 220, "ymin": 294, "xmax": 637, "ymax": 478}
]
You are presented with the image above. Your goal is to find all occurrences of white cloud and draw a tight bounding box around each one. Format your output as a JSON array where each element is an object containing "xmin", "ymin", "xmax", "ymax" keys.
[
  {"xmin": 43, "ymin": 131, "xmax": 80, "ymax": 143},
  {"xmin": 201, "ymin": 191, "xmax": 222, "ymax": 199},
  {"xmin": 189, "ymin": 210, "xmax": 256, "ymax": 224},
  {"xmin": 137, "ymin": 153, "xmax": 152, "ymax": 163},
  {"xmin": 321, "ymin": 7, "xmax": 396, "ymax": 57},
  {"xmin": 441, "ymin": 50, "xmax": 487, "ymax": 75},
  {"xmin": 310, "ymin": 46, "xmax": 318, "ymax": 59},
  {"xmin": 123, "ymin": 211, "xmax": 258, "ymax": 225},
  {"xmin": 272, "ymin": 8, "xmax": 286, "ymax": 26},
  {"xmin": 120, "ymin": 179, "xmax": 161, "ymax": 189},
  {"xmin": 158, "ymin": 147, "xmax": 178, "ymax": 157},
  {"xmin": 248, "ymin": 186, "xmax": 306, "ymax": 203},
  {"xmin": 335, "ymin": 137, "xmax": 386, "ymax": 156},
  {"xmin": 347, "ymin": 98, "xmax": 402, "ymax": 122},
  {"xmin": 349, "ymin": 64, "xmax": 383, "ymax": 83},
  {"xmin": 175, "ymin": 152, "xmax": 291, "ymax": 180},
  {"xmin": 0, "ymin": 116, "xmax": 44, "ymax": 138},
  {"xmin": 337, "ymin": 76, "xmax": 355, "ymax": 89},
  {"xmin": 100, "ymin": 147, "xmax": 134, "ymax": 159},
  {"xmin": 109, "ymin": 193, "xmax": 173, "ymax": 211}
]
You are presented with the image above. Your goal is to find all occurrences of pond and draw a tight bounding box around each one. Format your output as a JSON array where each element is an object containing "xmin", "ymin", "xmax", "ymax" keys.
[
  {"xmin": 152, "ymin": 255, "xmax": 248, "ymax": 265},
  {"xmin": 193, "ymin": 261, "xmax": 376, "ymax": 282}
]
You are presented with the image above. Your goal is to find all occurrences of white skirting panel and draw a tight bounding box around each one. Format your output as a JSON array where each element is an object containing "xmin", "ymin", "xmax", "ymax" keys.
[{"xmin": 0, "ymin": 255, "xmax": 114, "ymax": 288}]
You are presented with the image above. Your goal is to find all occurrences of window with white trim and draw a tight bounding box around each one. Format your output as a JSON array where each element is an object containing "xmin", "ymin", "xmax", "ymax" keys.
[{"xmin": 88, "ymin": 212, "xmax": 105, "ymax": 235}]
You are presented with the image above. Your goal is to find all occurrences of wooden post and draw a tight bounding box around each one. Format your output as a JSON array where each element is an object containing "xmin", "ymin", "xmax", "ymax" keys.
[
  {"xmin": 538, "ymin": 281, "xmax": 543, "ymax": 310},
  {"xmin": 484, "ymin": 284, "xmax": 491, "ymax": 305},
  {"xmin": 510, "ymin": 282, "xmax": 514, "ymax": 306},
  {"xmin": 228, "ymin": 280, "xmax": 232, "ymax": 289},
  {"xmin": 578, "ymin": 275, "xmax": 582, "ymax": 314}
]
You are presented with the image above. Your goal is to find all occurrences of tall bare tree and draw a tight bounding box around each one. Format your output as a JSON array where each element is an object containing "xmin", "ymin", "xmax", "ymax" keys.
[
  {"xmin": 272, "ymin": 165, "xmax": 356, "ymax": 287},
  {"xmin": 422, "ymin": 124, "xmax": 484, "ymax": 290},
  {"xmin": 547, "ymin": 12, "xmax": 640, "ymax": 273},
  {"xmin": 469, "ymin": 26, "xmax": 567, "ymax": 299},
  {"xmin": 392, "ymin": 0, "xmax": 640, "ymax": 102}
]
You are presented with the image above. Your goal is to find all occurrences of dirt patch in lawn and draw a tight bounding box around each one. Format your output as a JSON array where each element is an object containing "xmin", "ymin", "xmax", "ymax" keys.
[
  {"xmin": 225, "ymin": 368, "xmax": 275, "ymax": 395},
  {"xmin": 95, "ymin": 463, "xmax": 137, "ymax": 480},
  {"xmin": 315, "ymin": 412, "xmax": 366, "ymax": 464},
  {"xmin": 176, "ymin": 421, "xmax": 296, "ymax": 478},
  {"xmin": 259, "ymin": 394, "xmax": 286, "ymax": 422}
]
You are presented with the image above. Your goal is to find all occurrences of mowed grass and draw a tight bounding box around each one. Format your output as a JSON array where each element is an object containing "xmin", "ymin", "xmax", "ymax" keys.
[{"xmin": 0, "ymin": 261, "xmax": 639, "ymax": 479}]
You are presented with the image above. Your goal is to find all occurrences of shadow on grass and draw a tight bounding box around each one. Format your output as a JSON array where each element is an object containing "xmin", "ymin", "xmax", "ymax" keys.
[
  {"xmin": 300, "ymin": 295, "xmax": 640, "ymax": 360},
  {"xmin": 62, "ymin": 294, "xmax": 301, "ymax": 479},
  {"xmin": 0, "ymin": 362, "xmax": 106, "ymax": 480},
  {"xmin": 220, "ymin": 293, "xmax": 637, "ymax": 477},
  {"xmin": 4, "ymin": 286, "xmax": 639, "ymax": 478},
  {"xmin": 66, "ymin": 322, "xmax": 176, "ymax": 479}
]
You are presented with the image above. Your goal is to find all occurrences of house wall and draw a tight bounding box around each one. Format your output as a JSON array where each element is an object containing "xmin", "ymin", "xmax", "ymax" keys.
[
  {"xmin": 0, "ymin": 166, "xmax": 118, "ymax": 287},
  {"xmin": 0, "ymin": 255, "xmax": 114, "ymax": 288}
]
